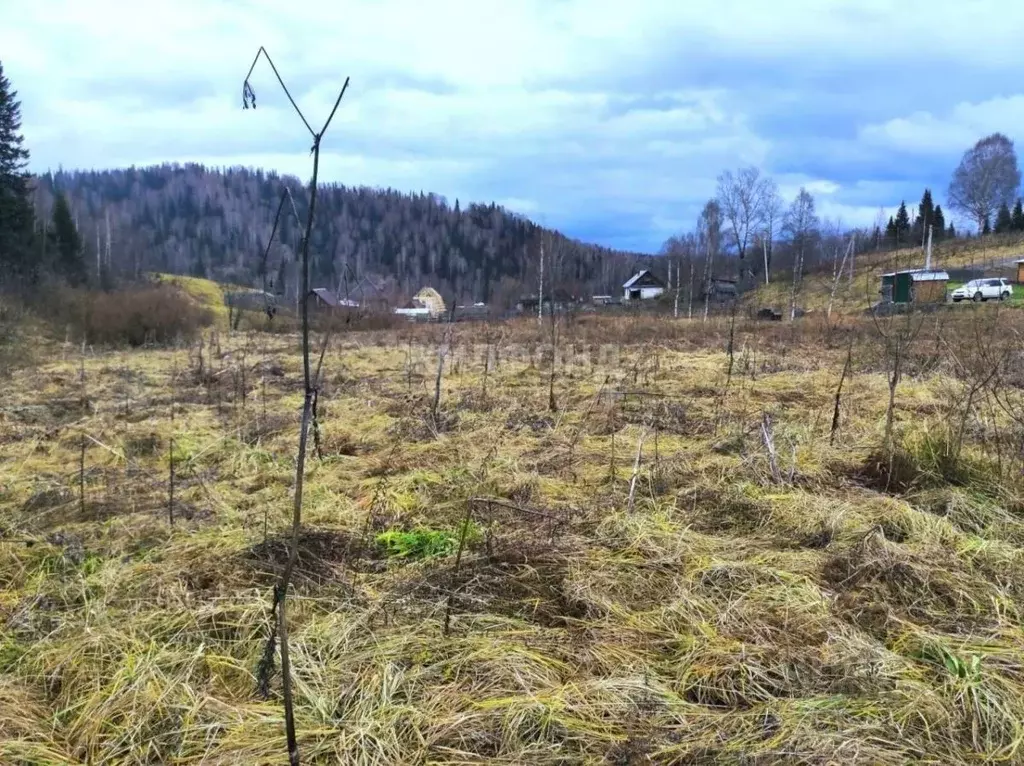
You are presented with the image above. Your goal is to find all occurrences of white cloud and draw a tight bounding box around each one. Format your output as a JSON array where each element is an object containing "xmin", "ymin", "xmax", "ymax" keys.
[
  {"xmin": 859, "ymin": 96, "xmax": 1024, "ymax": 156},
  {"xmin": 4, "ymin": 0, "xmax": 1024, "ymax": 251}
]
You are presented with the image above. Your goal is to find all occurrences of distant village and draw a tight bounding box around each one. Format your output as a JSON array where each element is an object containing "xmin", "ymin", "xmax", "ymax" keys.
[{"xmin": 225, "ymin": 267, "xmax": 747, "ymax": 324}]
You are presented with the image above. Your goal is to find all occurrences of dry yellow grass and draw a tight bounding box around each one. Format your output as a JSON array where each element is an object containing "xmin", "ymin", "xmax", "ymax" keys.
[{"xmin": 2, "ymin": 309, "xmax": 1024, "ymax": 764}]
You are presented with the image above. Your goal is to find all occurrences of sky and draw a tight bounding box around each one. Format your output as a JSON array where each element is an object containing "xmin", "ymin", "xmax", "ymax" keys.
[{"xmin": 3, "ymin": 0, "xmax": 1024, "ymax": 253}]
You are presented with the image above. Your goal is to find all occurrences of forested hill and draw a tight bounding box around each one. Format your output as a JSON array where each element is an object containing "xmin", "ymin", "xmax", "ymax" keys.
[{"xmin": 31, "ymin": 164, "xmax": 649, "ymax": 305}]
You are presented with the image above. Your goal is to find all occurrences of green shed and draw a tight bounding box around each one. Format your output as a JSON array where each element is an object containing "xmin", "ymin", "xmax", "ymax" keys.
[{"xmin": 880, "ymin": 269, "xmax": 950, "ymax": 304}]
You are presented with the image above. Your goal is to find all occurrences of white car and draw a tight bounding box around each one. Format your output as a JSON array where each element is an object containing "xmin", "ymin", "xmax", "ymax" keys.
[{"xmin": 951, "ymin": 278, "xmax": 1014, "ymax": 303}]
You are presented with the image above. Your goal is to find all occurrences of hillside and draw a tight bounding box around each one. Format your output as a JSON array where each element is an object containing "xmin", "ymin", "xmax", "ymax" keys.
[
  {"xmin": 748, "ymin": 233, "xmax": 1024, "ymax": 314},
  {"xmin": 30, "ymin": 165, "xmax": 649, "ymax": 306}
]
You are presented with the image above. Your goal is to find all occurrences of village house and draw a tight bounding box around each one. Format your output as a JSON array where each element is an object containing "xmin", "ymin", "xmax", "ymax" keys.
[{"xmin": 622, "ymin": 270, "xmax": 665, "ymax": 301}]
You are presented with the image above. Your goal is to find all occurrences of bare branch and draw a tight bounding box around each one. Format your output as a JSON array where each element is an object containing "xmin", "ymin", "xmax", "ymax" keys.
[{"xmin": 243, "ymin": 46, "xmax": 315, "ymax": 137}]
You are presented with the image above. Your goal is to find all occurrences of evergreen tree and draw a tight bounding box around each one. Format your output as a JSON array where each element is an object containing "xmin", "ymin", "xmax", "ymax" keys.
[
  {"xmin": 982, "ymin": 214, "xmax": 992, "ymax": 235},
  {"xmin": 885, "ymin": 216, "xmax": 897, "ymax": 246},
  {"xmin": 894, "ymin": 201, "xmax": 911, "ymax": 241},
  {"xmin": 994, "ymin": 202, "xmax": 1012, "ymax": 234},
  {"xmin": 50, "ymin": 192, "xmax": 86, "ymax": 286},
  {"xmin": 947, "ymin": 223, "xmax": 956, "ymax": 239},
  {"xmin": 933, "ymin": 205, "xmax": 946, "ymax": 240},
  {"xmin": 912, "ymin": 188, "xmax": 935, "ymax": 244},
  {"xmin": 0, "ymin": 59, "xmax": 36, "ymax": 283},
  {"xmin": 1012, "ymin": 199, "xmax": 1024, "ymax": 232}
]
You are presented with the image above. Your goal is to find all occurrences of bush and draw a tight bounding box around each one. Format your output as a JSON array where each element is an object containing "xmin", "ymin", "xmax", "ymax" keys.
[
  {"xmin": 0, "ymin": 295, "xmax": 33, "ymax": 377},
  {"xmin": 52, "ymin": 284, "xmax": 214, "ymax": 347}
]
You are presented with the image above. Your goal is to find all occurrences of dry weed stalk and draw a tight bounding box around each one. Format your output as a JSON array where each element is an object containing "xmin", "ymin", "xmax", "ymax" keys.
[
  {"xmin": 242, "ymin": 46, "xmax": 350, "ymax": 766},
  {"xmin": 830, "ymin": 339, "xmax": 853, "ymax": 446},
  {"xmin": 431, "ymin": 306, "xmax": 455, "ymax": 423},
  {"xmin": 760, "ymin": 412, "xmax": 782, "ymax": 484},
  {"xmin": 627, "ymin": 426, "xmax": 647, "ymax": 513},
  {"xmin": 168, "ymin": 357, "xmax": 177, "ymax": 526}
]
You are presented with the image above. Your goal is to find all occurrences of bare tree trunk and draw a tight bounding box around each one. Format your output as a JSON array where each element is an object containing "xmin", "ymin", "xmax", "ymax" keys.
[
  {"xmin": 884, "ymin": 349, "xmax": 902, "ymax": 457},
  {"xmin": 673, "ymin": 258, "xmax": 681, "ymax": 319},
  {"xmin": 241, "ymin": 49, "xmax": 350, "ymax": 766},
  {"xmin": 848, "ymin": 232, "xmax": 856, "ymax": 286},
  {"xmin": 105, "ymin": 209, "xmax": 112, "ymax": 269},
  {"xmin": 702, "ymin": 243, "xmax": 714, "ymax": 322},
  {"xmin": 537, "ymin": 237, "xmax": 544, "ymax": 326},
  {"xmin": 789, "ymin": 245, "xmax": 804, "ymax": 321},
  {"xmin": 827, "ymin": 237, "xmax": 853, "ymax": 321},
  {"xmin": 830, "ymin": 342, "xmax": 852, "ymax": 445},
  {"xmin": 762, "ymin": 239, "xmax": 770, "ymax": 285},
  {"xmin": 687, "ymin": 257, "xmax": 695, "ymax": 319}
]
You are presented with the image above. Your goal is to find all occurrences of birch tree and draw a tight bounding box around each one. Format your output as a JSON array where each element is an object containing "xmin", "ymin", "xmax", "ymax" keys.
[
  {"xmin": 717, "ymin": 166, "xmax": 770, "ymax": 270},
  {"xmin": 783, "ymin": 188, "xmax": 819, "ymax": 321},
  {"xmin": 948, "ymin": 133, "xmax": 1022, "ymax": 234}
]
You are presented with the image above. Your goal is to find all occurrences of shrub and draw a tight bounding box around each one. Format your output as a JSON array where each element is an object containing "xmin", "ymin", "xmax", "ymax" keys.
[
  {"xmin": 0, "ymin": 295, "xmax": 33, "ymax": 377},
  {"xmin": 51, "ymin": 284, "xmax": 214, "ymax": 347}
]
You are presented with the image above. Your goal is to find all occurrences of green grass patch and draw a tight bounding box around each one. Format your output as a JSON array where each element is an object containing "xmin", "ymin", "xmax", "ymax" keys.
[{"xmin": 375, "ymin": 525, "xmax": 478, "ymax": 559}]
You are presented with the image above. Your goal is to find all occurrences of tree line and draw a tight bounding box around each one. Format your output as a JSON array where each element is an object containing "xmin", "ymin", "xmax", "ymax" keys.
[{"xmin": 3, "ymin": 54, "xmax": 1023, "ymax": 307}]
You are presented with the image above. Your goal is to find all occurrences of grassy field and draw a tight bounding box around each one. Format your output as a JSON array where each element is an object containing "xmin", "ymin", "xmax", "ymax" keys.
[{"xmin": 3, "ymin": 304, "xmax": 1024, "ymax": 765}]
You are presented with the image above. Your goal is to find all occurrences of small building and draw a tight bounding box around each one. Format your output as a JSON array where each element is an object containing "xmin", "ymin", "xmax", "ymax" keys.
[
  {"xmin": 454, "ymin": 303, "xmax": 490, "ymax": 322},
  {"xmin": 592, "ymin": 295, "xmax": 614, "ymax": 305},
  {"xmin": 1016, "ymin": 260, "xmax": 1024, "ymax": 284},
  {"xmin": 394, "ymin": 307, "xmax": 432, "ymax": 321},
  {"xmin": 309, "ymin": 288, "xmax": 360, "ymax": 310},
  {"xmin": 411, "ymin": 286, "xmax": 447, "ymax": 318},
  {"xmin": 703, "ymin": 277, "xmax": 739, "ymax": 302},
  {"xmin": 623, "ymin": 270, "xmax": 666, "ymax": 301},
  {"xmin": 880, "ymin": 269, "xmax": 950, "ymax": 304},
  {"xmin": 517, "ymin": 287, "xmax": 578, "ymax": 315}
]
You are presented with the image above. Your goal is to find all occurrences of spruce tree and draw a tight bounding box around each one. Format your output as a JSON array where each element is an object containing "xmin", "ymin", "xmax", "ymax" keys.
[
  {"xmin": 885, "ymin": 216, "xmax": 897, "ymax": 246},
  {"xmin": 0, "ymin": 59, "xmax": 36, "ymax": 283},
  {"xmin": 933, "ymin": 205, "xmax": 946, "ymax": 240},
  {"xmin": 947, "ymin": 223, "xmax": 956, "ymax": 239},
  {"xmin": 994, "ymin": 202, "xmax": 1012, "ymax": 234},
  {"xmin": 894, "ymin": 201, "xmax": 911, "ymax": 242},
  {"xmin": 912, "ymin": 188, "xmax": 934, "ymax": 244},
  {"xmin": 50, "ymin": 192, "xmax": 86, "ymax": 286},
  {"xmin": 982, "ymin": 215, "xmax": 992, "ymax": 236},
  {"xmin": 1012, "ymin": 198, "xmax": 1024, "ymax": 232}
]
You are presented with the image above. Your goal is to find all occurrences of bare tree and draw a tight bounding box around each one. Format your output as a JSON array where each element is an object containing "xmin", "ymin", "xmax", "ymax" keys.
[
  {"xmin": 697, "ymin": 200, "xmax": 722, "ymax": 322},
  {"xmin": 717, "ymin": 166, "xmax": 769, "ymax": 269},
  {"xmin": 948, "ymin": 133, "xmax": 1022, "ymax": 234},
  {"xmin": 783, "ymin": 188, "xmax": 819, "ymax": 321},
  {"xmin": 761, "ymin": 178, "xmax": 784, "ymax": 283},
  {"xmin": 242, "ymin": 48, "xmax": 349, "ymax": 766},
  {"xmin": 871, "ymin": 308, "xmax": 926, "ymax": 463}
]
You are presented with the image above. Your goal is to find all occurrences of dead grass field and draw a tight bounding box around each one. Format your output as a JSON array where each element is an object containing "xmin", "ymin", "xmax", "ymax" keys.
[{"xmin": 3, "ymin": 307, "xmax": 1024, "ymax": 765}]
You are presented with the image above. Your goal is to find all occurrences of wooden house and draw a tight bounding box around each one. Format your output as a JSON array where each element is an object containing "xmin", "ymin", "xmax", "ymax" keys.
[
  {"xmin": 702, "ymin": 277, "xmax": 738, "ymax": 302},
  {"xmin": 622, "ymin": 270, "xmax": 666, "ymax": 301},
  {"xmin": 1016, "ymin": 260, "xmax": 1024, "ymax": 284}
]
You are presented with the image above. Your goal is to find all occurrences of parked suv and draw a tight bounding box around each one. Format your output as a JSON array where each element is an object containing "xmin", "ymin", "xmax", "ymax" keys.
[{"xmin": 951, "ymin": 278, "xmax": 1014, "ymax": 303}]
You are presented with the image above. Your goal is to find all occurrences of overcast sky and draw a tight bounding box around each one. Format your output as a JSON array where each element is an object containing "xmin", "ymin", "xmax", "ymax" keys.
[{"xmin": 3, "ymin": 0, "xmax": 1024, "ymax": 252}]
